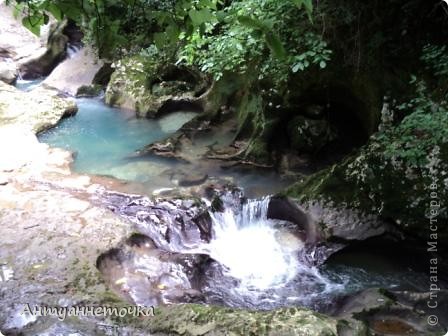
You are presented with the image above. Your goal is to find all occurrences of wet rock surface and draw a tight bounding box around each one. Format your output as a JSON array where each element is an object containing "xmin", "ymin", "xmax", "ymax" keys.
[
  {"xmin": 97, "ymin": 191, "xmax": 213, "ymax": 251},
  {"xmin": 0, "ymin": 128, "xmax": 136, "ymax": 334},
  {"xmin": 0, "ymin": 2, "xmax": 42, "ymax": 74},
  {"xmin": 17, "ymin": 20, "xmax": 68, "ymax": 79},
  {"xmin": 333, "ymin": 288, "xmax": 448, "ymax": 336},
  {"xmin": 97, "ymin": 234, "xmax": 207, "ymax": 307},
  {"xmin": 0, "ymin": 61, "xmax": 17, "ymax": 84},
  {"xmin": 0, "ymin": 2, "xmax": 70, "ymax": 80}
]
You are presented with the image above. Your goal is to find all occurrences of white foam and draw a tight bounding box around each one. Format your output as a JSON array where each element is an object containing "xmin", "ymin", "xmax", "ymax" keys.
[{"xmin": 203, "ymin": 197, "xmax": 299, "ymax": 289}]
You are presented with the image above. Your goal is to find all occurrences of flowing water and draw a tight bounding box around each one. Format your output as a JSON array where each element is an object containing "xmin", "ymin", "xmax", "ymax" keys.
[
  {"xmin": 197, "ymin": 197, "xmax": 433, "ymax": 311},
  {"xmin": 15, "ymin": 78, "xmax": 44, "ymax": 91},
  {"xmin": 33, "ymin": 93, "xmax": 438, "ymax": 313},
  {"xmin": 97, "ymin": 193, "xmax": 436, "ymax": 312}
]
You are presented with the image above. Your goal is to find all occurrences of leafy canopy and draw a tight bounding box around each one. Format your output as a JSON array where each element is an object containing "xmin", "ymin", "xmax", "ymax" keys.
[{"xmin": 8, "ymin": 0, "xmax": 314, "ymax": 59}]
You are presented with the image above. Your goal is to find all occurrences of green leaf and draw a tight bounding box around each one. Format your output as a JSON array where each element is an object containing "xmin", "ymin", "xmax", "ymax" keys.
[
  {"xmin": 292, "ymin": 63, "xmax": 301, "ymax": 73},
  {"xmin": 290, "ymin": 0, "xmax": 303, "ymax": 9},
  {"xmin": 215, "ymin": 10, "xmax": 228, "ymax": 22},
  {"xmin": 13, "ymin": 3, "xmax": 24, "ymax": 19},
  {"xmin": 319, "ymin": 60, "xmax": 326, "ymax": 68},
  {"xmin": 199, "ymin": 0, "xmax": 217, "ymax": 10},
  {"xmin": 303, "ymin": 0, "xmax": 313, "ymax": 14},
  {"xmin": 302, "ymin": 0, "xmax": 313, "ymax": 21},
  {"xmin": 57, "ymin": 3, "xmax": 82, "ymax": 21},
  {"xmin": 188, "ymin": 8, "xmax": 214, "ymax": 27},
  {"xmin": 265, "ymin": 32, "xmax": 286, "ymax": 59},
  {"xmin": 154, "ymin": 32, "xmax": 166, "ymax": 50},
  {"xmin": 22, "ymin": 15, "xmax": 44, "ymax": 36},
  {"xmin": 46, "ymin": 3, "xmax": 63, "ymax": 21},
  {"xmin": 166, "ymin": 24, "xmax": 180, "ymax": 43}
]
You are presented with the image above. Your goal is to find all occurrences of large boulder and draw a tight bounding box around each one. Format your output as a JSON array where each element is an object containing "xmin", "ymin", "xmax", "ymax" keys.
[
  {"xmin": 105, "ymin": 53, "xmax": 205, "ymax": 118},
  {"xmin": 0, "ymin": 1, "xmax": 43, "ymax": 62},
  {"xmin": 0, "ymin": 60, "xmax": 17, "ymax": 84},
  {"xmin": 0, "ymin": 81, "xmax": 77, "ymax": 133},
  {"xmin": 0, "ymin": 2, "xmax": 69, "ymax": 79},
  {"xmin": 18, "ymin": 20, "xmax": 68, "ymax": 78},
  {"xmin": 42, "ymin": 47, "xmax": 104, "ymax": 96},
  {"xmin": 148, "ymin": 304, "xmax": 364, "ymax": 336},
  {"xmin": 286, "ymin": 104, "xmax": 448, "ymax": 242}
]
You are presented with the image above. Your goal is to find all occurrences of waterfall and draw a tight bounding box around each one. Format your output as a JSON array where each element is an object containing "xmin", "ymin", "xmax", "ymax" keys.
[
  {"xmin": 67, "ymin": 43, "xmax": 82, "ymax": 58},
  {"xmin": 98, "ymin": 191, "xmax": 347, "ymax": 310},
  {"xmin": 204, "ymin": 197, "xmax": 300, "ymax": 289}
]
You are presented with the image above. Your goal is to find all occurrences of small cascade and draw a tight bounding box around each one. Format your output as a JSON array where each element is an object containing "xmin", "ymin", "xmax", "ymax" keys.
[
  {"xmin": 204, "ymin": 197, "xmax": 299, "ymax": 288},
  {"xmin": 17, "ymin": 69, "xmax": 23, "ymax": 81},
  {"xmin": 195, "ymin": 195, "xmax": 345, "ymax": 310},
  {"xmin": 66, "ymin": 43, "xmax": 82, "ymax": 58},
  {"xmin": 97, "ymin": 191, "xmax": 349, "ymax": 311}
]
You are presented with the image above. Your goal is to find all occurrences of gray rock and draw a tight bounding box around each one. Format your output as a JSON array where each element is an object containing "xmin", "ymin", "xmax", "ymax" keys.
[
  {"xmin": 18, "ymin": 20, "xmax": 68, "ymax": 78},
  {"xmin": 105, "ymin": 55, "xmax": 205, "ymax": 118},
  {"xmin": 334, "ymin": 288, "xmax": 447, "ymax": 336},
  {"xmin": 0, "ymin": 81, "xmax": 77, "ymax": 133},
  {"xmin": 0, "ymin": 2, "xmax": 43, "ymax": 62},
  {"xmin": 0, "ymin": 60, "xmax": 17, "ymax": 84},
  {"xmin": 43, "ymin": 47, "xmax": 104, "ymax": 96}
]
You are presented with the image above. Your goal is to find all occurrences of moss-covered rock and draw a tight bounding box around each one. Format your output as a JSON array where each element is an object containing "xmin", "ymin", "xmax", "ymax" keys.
[
  {"xmin": 286, "ymin": 104, "xmax": 448, "ymax": 241},
  {"xmin": 76, "ymin": 84, "xmax": 103, "ymax": 97},
  {"xmin": 149, "ymin": 304, "xmax": 363, "ymax": 336},
  {"xmin": 105, "ymin": 53, "xmax": 205, "ymax": 118}
]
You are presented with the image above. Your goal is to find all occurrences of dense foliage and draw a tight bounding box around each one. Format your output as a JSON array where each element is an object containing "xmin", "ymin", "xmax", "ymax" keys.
[
  {"xmin": 4, "ymin": 0, "xmax": 447, "ymax": 242},
  {"xmin": 8, "ymin": 0, "xmax": 313, "ymax": 60},
  {"xmin": 178, "ymin": 0, "xmax": 331, "ymax": 90},
  {"xmin": 287, "ymin": 43, "xmax": 448, "ymax": 239}
]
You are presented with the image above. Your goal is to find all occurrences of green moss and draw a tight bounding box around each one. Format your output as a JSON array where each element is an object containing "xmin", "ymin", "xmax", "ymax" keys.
[
  {"xmin": 244, "ymin": 138, "xmax": 271, "ymax": 163},
  {"xmin": 285, "ymin": 103, "xmax": 448, "ymax": 241},
  {"xmin": 76, "ymin": 84, "xmax": 103, "ymax": 97},
  {"xmin": 148, "ymin": 304, "xmax": 345, "ymax": 336}
]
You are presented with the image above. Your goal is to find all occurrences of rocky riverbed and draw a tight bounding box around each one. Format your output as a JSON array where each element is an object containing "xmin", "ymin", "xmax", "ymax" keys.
[
  {"xmin": 0, "ymin": 82, "xmax": 446, "ymax": 335},
  {"xmin": 0, "ymin": 82, "xmax": 353, "ymax": 335},
  {"xmin": 1, "ymin": 3, "xmax": 447, "ymax": 334}
]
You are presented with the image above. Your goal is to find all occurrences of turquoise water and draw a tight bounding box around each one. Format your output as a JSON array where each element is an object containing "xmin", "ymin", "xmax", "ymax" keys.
[
  {"xmin": 38, "ymin": 98, "xmax": 290, "ymax": 196},
  {"xmin": 15, "ymin": 78, "xmax": 44, "ymax": 91},
  {"xmin": 39, "ymin": 98, "xmax": 196, "ymax": 181}
]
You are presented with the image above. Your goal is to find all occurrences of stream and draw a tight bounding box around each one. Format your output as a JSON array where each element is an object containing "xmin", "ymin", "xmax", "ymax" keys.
[
  {"xmin": 25, "ymin": 81, "xmax": 442, "ymax": 315},
  {"xmin": 96, "ymin": 191, "xmax": 435, "ymax": 313}
]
